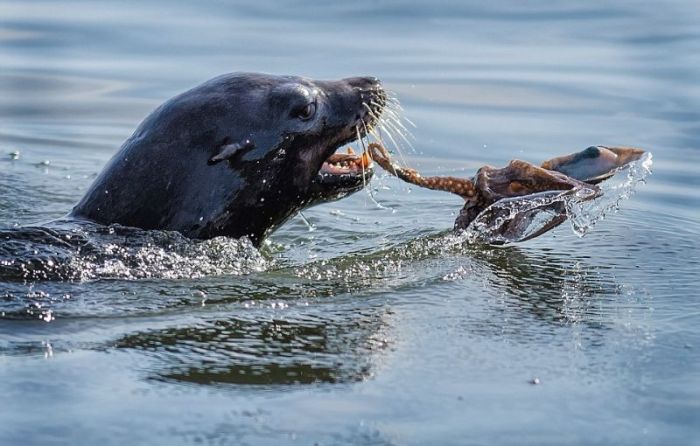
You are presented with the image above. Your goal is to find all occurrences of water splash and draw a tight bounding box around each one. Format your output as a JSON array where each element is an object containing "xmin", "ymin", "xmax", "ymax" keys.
[
  {"xmin": 463, "ymin": 152, "xmax": 653, "ymax": 243},
  {"xmin": 0, "ymin": 222, "xmax": 268, "ymax": 282},
  {"xmin": 567, "ymin": 152, "xmax": 653, "ymax": 236},
  {"xmin": 67, "ymin": 232, "xmax": 268, "ymax": 281}
]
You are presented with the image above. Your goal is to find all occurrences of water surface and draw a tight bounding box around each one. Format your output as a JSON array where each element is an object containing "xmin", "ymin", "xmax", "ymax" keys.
[{"xmin": 1, "ymin": 1, "xmax": 699, "ymax": 445}]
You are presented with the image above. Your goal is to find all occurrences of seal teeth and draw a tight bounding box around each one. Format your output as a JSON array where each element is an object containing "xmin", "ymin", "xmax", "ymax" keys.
[
  {"xmin": 321, "ymin": 143, "xmax": 374, "ymax": 176},
  {"xmin": 360, "ymin": 152, "xmax": 372, "ymax": 168}
]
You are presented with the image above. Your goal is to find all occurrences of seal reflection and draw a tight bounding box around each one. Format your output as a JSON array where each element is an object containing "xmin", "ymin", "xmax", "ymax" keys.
[{"xmin": 115, "ymin": 290, "xmax": 393, "ymax": 386}]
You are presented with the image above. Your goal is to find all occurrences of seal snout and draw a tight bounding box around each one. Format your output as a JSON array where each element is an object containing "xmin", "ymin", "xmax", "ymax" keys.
[
  {"xmin": 342, "ymin": 76, "xmax": 386, "ymax": 133},
  {"xmin": 345, "ymin": 76, "xmax": 381, "ymax": 90}
]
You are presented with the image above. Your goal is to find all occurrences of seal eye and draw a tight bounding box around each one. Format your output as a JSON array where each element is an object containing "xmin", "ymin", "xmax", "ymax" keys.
[{"xmin": 294, "ymin": 102, "xmax": 316, "ymax": 121}]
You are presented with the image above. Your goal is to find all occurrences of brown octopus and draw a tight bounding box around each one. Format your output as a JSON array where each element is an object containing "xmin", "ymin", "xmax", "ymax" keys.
[{"xmin": 366, "ymin": 143, "xmax": 646, "ymax": 240}]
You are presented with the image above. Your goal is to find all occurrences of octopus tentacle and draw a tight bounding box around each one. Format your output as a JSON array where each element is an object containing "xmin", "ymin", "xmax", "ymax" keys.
[{"xmin": 367, "ymin": 143, "xmax": 478, "ymax": 200}]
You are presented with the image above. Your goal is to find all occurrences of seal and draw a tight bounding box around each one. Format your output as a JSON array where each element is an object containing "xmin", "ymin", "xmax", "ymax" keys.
[{"xmin": 70, "ymin": 73, "xmax": 385, "ymax": 245}]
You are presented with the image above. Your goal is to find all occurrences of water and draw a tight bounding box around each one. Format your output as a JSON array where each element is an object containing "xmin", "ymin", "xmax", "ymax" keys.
[{"xmin": 1, "ymin": 1, "xmax": 699, "ymax": 445}]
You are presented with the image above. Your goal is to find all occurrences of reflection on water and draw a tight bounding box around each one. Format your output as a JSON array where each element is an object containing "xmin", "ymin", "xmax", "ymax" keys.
[
  {"xmin": 1, "ymin": 0, "xmax": 699, "ymax": 445},
  {"xmin": 469, "ymin": 246, "xmax": 619, "ymax": 326},
  {"xmin": 115, "ymin": 305, "xmax": 391, "ymax": 386}
]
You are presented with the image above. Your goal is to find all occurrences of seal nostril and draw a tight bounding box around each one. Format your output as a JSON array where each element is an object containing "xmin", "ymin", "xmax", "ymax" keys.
[
  {"xmin": 346, "ymin": 76, "xmax": 381, "ymax": 90},
  {"xmin": 362, "ymin": 76, "xmax": 380, "ymax": 88}
]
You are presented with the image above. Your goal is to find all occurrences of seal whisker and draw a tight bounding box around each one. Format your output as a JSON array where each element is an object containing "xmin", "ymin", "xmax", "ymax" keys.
[
  {"xmin": 376, "ymin": 123, "xmax": 412, "ymax": 174},
  {"xmin": 363, "ymin": 101, "xmax": 411, "ymax": 169},
  {"xmin": 381, "ymin": 117, "xmax": 414, "ymax": 151},
  {"xmin": 356, "ymin": 125, "xmax": 372, "ymax": 195},
  {"xmin": 358, "ymin": 123, "xmax": 391, "ymax": 210},
  {"xmin": 386, "ymin": 99, "xmax": 409, "ymax": 131},
  {"xmin": 402, "ymin": 115, "xmax": 417, "ymax": 128},
  {"xmin": 363, "ymin": 103, "xmax": 391, "ymax": 139},
  {"xmin": 383, "ymin": 97, "xmax": 411, "ymax": 127},
  {"xmin": 374, "ymin": 102, "xmax": 403, "ymax": 126},
  {"xmin": 384, "ymin": 90, "xmax": 403, "ymax": 108},
  {"xmin": 377, "ymin": 120, "xmax": 410, "ymax": 168},
  {"xmin": 368, "ymin": 124, "xmax": 412, "ymax": 188},
  {"xmin": 364, "ymin": 103, "xmax": 397, "ymax": 142},
  {"xmin": 382, "ymin": 108, "xmax": 414, "ymax": 140},
  {"xmin": 356, "ymin": 125, "xmax": 369, "ymax": 188},
  {"xmin": 363, "ymin": 102, "xmax": 381, "ymax": 121},
  {"xmin": 367, "ymin": 124, "xmax": 382, "ymax": 142}
]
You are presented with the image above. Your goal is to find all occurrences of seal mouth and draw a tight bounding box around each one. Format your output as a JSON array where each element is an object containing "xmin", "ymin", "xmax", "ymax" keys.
[
  {"xmin": 307, "ymin": 144, "xmax": 374, "ymax": 203},
  {"xmin": 320, "ymin": 147, "xmax": 373, "ymax": 177},
  {"xmin": 315, "ymin": 83, "xmax": 385, "ymax": 184},
  {"xmin": 307, "ymin": 136, "xmax": 376, "ymax": 204}
]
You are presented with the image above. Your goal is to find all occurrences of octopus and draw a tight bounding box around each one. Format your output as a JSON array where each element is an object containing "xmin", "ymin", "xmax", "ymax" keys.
[{"xmin": 366, "ymin": 143, "xmax": 646, "ymax": 241}]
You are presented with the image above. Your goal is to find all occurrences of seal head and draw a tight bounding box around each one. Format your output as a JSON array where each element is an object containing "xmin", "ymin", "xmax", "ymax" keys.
[{"xmin": 71, "ymin": 73, "xmax": 385, "ymax": 245}]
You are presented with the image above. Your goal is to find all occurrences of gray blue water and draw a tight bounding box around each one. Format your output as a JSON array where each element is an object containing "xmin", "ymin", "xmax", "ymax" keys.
[{"xmin": 1, "ymin": 1, "xmax": 699, "ymax": 445}]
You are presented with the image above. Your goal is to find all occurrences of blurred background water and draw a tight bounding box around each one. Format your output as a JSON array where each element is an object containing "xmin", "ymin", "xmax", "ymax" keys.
[{"xmin": 1, "ymin": 1, "xmax": 699, "ymax": 445}]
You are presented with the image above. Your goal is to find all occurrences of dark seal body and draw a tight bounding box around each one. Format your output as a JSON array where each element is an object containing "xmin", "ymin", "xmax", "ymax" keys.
[{"xmin": 71, "ymin": 73, "xmax": 385, "ymax": 245}]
